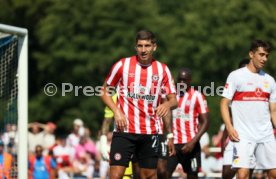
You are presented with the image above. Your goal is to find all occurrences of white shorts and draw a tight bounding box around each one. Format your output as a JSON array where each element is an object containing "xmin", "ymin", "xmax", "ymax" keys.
[
  {"xmin": 100, "ymin": 160, "xmax": 110, "ymax": 178},
  {"xmin": 223, "ymin": 141, "xmax": 233, "ymax": 165},
  {"xmin": 232, "ymin": 139, "xmax": 276, "ymax": 169}
]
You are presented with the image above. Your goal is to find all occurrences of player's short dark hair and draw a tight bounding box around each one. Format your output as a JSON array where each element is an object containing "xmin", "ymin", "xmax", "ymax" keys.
[
  {"xmin": 238, "ymin": 58, "xmax": 250, "ymax": 68},
  {"xmin": 250, "ymin": 40, "xmax": 272, "ymax": 53},
  {"xmin": 136, "ymin": 30, "xmax": 156, "ymax": 44}
]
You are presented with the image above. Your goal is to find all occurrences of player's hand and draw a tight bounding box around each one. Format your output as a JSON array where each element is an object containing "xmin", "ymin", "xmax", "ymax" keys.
[
  {"xmin": 156, "ymin": 103, "xmax": 170, "ymax": 117},
  {"xmin": 227, "ymin": 126, "xmax": 240, "ymax": 142},
  {"xmin": 167, "ymin": 138, "xmax": 176, "ymax": 156},
  {"xmin": 181, "ymin": 140, "xmax": 196, "ymax": 154},
  {"xmin": 100, "ymin": 135, "xmax": 109, "ymax": 161},
  {"xmin": 114, "ymin": 109, "xmax": 127, "ymax": 132}
]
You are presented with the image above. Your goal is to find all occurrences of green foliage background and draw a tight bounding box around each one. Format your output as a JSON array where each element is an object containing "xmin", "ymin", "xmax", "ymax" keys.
[{"xmin": 1, "ymin": 0, "xmax": 276, "ymax": 137}]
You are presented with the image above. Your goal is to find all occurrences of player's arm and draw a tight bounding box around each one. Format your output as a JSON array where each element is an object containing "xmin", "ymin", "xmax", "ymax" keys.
[
  {"xmin": 161, "ymin": 98, "xmax": 176, "ymax": 156},
  {"xmin": 270, "ymin": 102, "xmax": 276, "ymax": 128},
  {"xmin": 101, "ymin": 117, "xmax": 113, "ymax": 135},
  {"xmin": 221, "ymin": 108, "xmax": 233, "ymax": 155},
  {"xmin": 163, "ymin": 111, "xmax": 176, "ymax": 156},
  {"xmin": 100, "ymin": 82, "xmax": 126, "ymax": 131},
  {"xmin": 220, "ymin": 97, "xmax": 239, "ymax": 142},
  {"xmin": 195, "ymin": 113, "xmax": 209, "ymax": 142},
  {"xmin": 161, "ymin": 96, "xmax": 173, "ymax": 134},
  {"xmin": 221, "ymin": 128, "xmax": 228, "ymax": 156},
  {"xmin": 156, "ymin": 93, "xmax": 177, "ymax": 117},
  {"xmin": 182, "ymin": 112, "xmax": 209, "ymax": 153}
]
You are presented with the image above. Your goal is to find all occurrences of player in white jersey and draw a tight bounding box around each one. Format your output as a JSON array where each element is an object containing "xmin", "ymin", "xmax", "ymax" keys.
[
  {"xmin": 221, "ymin": 40, "xmax": 276, "ymax": 179},
  {"xmin": 100, "ymin": 30, "xmax": 177, "ymax": 179},
  {"xmin": 221, "ymin": 58, "xmax": 249, "ymax": 179},
  {"xmin": 167, "ymin": 68, "xmax": 210, "ymax": 179}
]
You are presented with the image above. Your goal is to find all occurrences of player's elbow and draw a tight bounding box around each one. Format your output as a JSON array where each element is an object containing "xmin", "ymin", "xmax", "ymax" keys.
[
  {"xmin": 170, "ymin": 98, "xmax": 178, "ymax": 110},
  {"xmin": 220, "ymin": 98, "xmax": 229, "ymax": 111}
]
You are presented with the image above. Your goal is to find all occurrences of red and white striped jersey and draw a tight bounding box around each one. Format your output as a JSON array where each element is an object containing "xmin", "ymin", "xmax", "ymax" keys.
[
  {"xmin": 222, "ymin": 67, "xmax": 276, "ymax": 142},
  {"xmin": 105, "ymin": 55, "xmax": 176, "ymax": 134},
  {"xmin": 172, "ymin": 88, "xmax": 208, "ymax": 144}
]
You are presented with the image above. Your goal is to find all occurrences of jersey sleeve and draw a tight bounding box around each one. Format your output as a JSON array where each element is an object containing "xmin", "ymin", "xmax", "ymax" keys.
[
  {"xmin": 270, "ymin": 80, "xmax": 276, "ymax": 103},
  {"xmin": 105, "ymin": 60, "xmax": 123, "ymax": 87},
  {"xmin": 162, "ymin": 65, "xmax": 176, "ymax": 95},
  {"xmin": 104, "ymin": 94, "xmax": 118, "ymax": 118},
  {"xmin": 221, "ymin": 72, "xmax": 237, "ymax": 100},
  {"xmin": 196, "ymin": 92, "xmax": 209, "ymax": 114}
]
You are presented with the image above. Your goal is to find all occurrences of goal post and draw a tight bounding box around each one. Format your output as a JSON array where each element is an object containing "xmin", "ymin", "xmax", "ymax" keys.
[{"xmin": 0, "ymin": 24, "xmax": 28, "ymax": 179}]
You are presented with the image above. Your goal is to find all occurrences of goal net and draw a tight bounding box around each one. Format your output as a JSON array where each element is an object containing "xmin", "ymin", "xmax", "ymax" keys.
[{"xmin": 0, "ymin": 24, "xmax": 28, "ymax": 179}]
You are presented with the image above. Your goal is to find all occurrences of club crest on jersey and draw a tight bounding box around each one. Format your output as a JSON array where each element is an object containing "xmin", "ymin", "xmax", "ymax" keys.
[
  {"xmin": 263, "ymin": 81, "xmax": 269, "ymax": 89},
  {"xmin": 152, "ymin": 74, "xmax": 159, "ymax": 82},
  {"xmin": 114, "ymin": 153, "xmax": 122, "ymax": 161}
]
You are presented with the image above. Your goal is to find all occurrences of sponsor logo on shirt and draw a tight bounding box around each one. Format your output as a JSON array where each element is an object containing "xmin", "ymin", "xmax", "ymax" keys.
[
  {"xmin": 127, "ymin": 92, "xmax": 156, "ymax": 101},
  {"xmin": 255, "ymin": 87, "xmax": 263, "ymax": 97},
  {"xmin": 176, "ymin": 109, "xmax": 190, "ymax": 121},
  {"xmin": 127, "ymin": 84, "xmax": 156, "ymax": 101}
]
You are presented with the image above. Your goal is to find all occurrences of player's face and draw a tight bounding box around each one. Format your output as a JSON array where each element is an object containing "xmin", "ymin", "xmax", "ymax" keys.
[
  {"xmin": 249, "ymin": 47, "xmax": 269, "ymax": 70},
  {"xmin": 135, "ymin": 40, "xmax": 156, "ymax": 64}
]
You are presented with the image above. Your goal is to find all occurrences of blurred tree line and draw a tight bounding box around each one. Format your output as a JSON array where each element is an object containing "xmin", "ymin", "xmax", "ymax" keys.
[{"xmin": 1, "ymin": 0, "xmax": 276, "ymax": 137}]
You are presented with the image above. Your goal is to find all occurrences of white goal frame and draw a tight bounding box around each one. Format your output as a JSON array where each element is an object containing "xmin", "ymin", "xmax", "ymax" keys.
[{"xmin": 0, "ymin": 23, "xmax": 28, "ymax": 179}]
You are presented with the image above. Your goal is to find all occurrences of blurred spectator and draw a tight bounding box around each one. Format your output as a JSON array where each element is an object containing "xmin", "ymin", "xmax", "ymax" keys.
[
  {"xmin": 28, "ymin": 145, "xmax": 56, "ymax": 179},
  {"xmin": 212, "ymin": 124, "xmax": 224, "ymax": 160},
  {"xmin": 72, "ymin": 151, "xmax": 94, "ymax": 179},
  {"xmin": 52, "ymin": 136, "xmax": 72, "ymax": 179},
  {"xmin": 1, "ymin": 124, "xmax": 18, "ymax": 154},
  {"xmin": 98, "ymin": 131, "xmax": 112, "ymax": 179},
  {"xmin": 43, "ymin": 122, "xmax": 56, "ymax": 155},
  {"xmin": 75, "ymin": 136, "xmax": 97, "ymax": 161},
  {"xmin": 83, "ymin": 128, "xmax": 97, "ymax": 157},
  {"xmin": 28, "ymin": 122, "xmax": 56, "ymax": 155},
  {"xmin": 1, "ymin": 124, "xmax": 12, "ymax": 146},
  {"xmin": 67, "ymin": 118, "xmax": 84, "ymax": 159},
  {"xmin": 28, "ymin": 123, "xmax": 44, "ymax": 153},
  {"xmin": 200, "ymin": 132, "xmax": 221, "ymax": 175},
  {"xmin": 0, "ymin": 139, "xmax": 13, "ymax": 179}
]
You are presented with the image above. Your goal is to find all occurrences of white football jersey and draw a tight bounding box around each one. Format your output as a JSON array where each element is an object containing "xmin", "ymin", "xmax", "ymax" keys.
[{"xmin": 222, "ymin": 67, "xmax": 276, "ymax": 142}]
